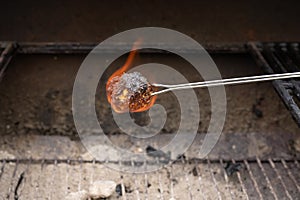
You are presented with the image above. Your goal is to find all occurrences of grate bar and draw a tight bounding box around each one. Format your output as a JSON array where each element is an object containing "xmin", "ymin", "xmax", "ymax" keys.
[
  {"xmin": 14, "ymin": 159, "xmax": 31, "ymax": 199},
  {"xmin": 231, "ymin": 159, "xmax": 249, "ymax": 200},
  {"xmin": 181, "ymin": 157, "xmax": 193, "ymax": 200},
  {"xmin": 0, "ymin": 160, "xmax": 5, "ymax": 181},
  {"xmin": 268, "ymin": 159, "xmax": 293, "ymax": 200},
  {"xmin": 17, "ymin": 159, "xmax": 31, "ymax": 200},
  {"xmin": 144, "ymin": 159, "xmax": 149, "ymax": 200},
  {"xmin": 120, "ymin": 178, "xmax": 127, "ymax": 200},
  {"xmin": 134, "ymin": 177, "xmax": 141, "ymax": 200},
  {"xmin": 78, "ymin": 158, "xmax": 83, "ymax": 192},
  {"xmin": 117, "ymin": 161, "xmax": 127, "ymax": 200},
  {"xmin": 65, "ymin": 159, "xmax": 70, "ymax": 196},
  {"xmin": 195, "ymin": 160, "xmax": 207, "ymax": 200},
  {"xmin": 0, "ymin": 42, "xmax": 16, "ymax": 82},
  {"xmin": 168, "ymin": 163, "xmax": 175, "ymax": 200},
  {"xmin": 281, "ymin": 159, "xmax": 300, "ymax": 192},
  {"xmin": 287, "ymin": 43, "xmax": 300, "ymax": 67},
  {"xmin": 157, "ymin": 163, "xmax": 164, "ymax": 200},
  {"xmin": 220, "ymin": 159, "xmax": 234, "ymax": 200},
  {"xmin": 275, "ymin": 45, "xmax": 300, "ymax": 72},
  {"xmin": 34, "ymin": 160, "xmax": 44, "ymax": 200},
  {"xmin": 6, "ymin": 159, "xmax": 18, "ymax": 200},
  {"xmin": 264, "ymin": 44, "xmax": 300, "ymax": 100},
  {"xmin": 90, "ymin": 159, "xmax": 95, "ymax": 185},
  {"xmin": 243, "ymin": 160, "xmax": 263, "ymax": 200},
  {"xmin": 207, "ymin": 159, "xmax": 222, "ymax": 200},
  {"xmin": 256, "ymin": 157, "xmax": 279, "ymax": 200},
  {"xmin": 144, "ymin": 174, "xmax": 148, "ymax": 200},
  {"xmin": 117, "ymin": 160, "xmax": 127, "ymax": 200},
  {"xmin": 131, "ymin": 160, "xmax": 141, "ymax": 200},
  {"xmin": 295, "ymin": 160, "xmax": 300, "ymax": 168},
  {"xmin": 263, "ymin": 45, "xmax": 287, "ymax": 73},
  {"xmin": 49, "ymin": 159, "xmax": 57, "ymax": 200},
  {"xmin": 134, "ymin": 176, "xmax": 141, "ymax": 199}
]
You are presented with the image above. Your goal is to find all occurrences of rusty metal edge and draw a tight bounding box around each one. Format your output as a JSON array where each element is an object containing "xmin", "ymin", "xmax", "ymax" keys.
[
  {"xmin": 15, "ymin": 42, "xmax": 247, "ymax": 54},
  {"xmin": 0, "ymin": 158, "xmax": 299, "ymax": 165},
  {"xmin": 0, "ymin": 42, "xmax": 18, "ymax": 82}
]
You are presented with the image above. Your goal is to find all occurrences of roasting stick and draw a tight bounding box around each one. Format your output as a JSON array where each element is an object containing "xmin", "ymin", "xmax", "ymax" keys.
[{"xmin": 151, "ymin": 71, "xmax": 300, "ymax": 95}]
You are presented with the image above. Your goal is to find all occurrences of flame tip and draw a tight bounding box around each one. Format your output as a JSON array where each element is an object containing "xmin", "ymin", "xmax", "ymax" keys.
[{"xmin": 106, "ymin": 39, "xmax": 157, "ymax": 113}]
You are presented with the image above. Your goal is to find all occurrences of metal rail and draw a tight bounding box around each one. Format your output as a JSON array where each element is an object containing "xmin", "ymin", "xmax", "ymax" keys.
[{"xmin": 15, "ymin": 42, "xmax": 247, "ymax": 54}]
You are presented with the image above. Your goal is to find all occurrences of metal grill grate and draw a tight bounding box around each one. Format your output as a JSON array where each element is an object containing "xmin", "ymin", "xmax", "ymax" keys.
[
  {"xmin": 248, "ymin": 42, "xmax": 300, "ymax": 126},
  {"xmin": 0, "ymin": 158, "xmax": 299, "ymax": 200},
  {"xmin": 0, "ymin": 41, "xmax": 299, "ymax": 199},
  {"xmin": 0, "ymin": 42, "xmax": 16, "ymax": 81}
]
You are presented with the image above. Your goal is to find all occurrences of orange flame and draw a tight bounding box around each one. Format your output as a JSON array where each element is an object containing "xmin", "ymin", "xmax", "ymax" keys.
[
  {"xmin": 106, "ymin": 40, "xmax": 157, "ymax": 113},
  {"xmin": 106, "ymin": 40, "xmax": 141, "ymax": 104}
]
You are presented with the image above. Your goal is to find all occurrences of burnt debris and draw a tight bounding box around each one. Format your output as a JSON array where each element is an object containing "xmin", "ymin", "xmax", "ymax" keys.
[
  {"xmin": 146, "ymin": 145, "xmax": 170, "ymax": 162},
  {"xmin": 225, "ymin": 162, "xmax": 243, "ymax": 176},
  {"xmin": 115, "ymin": 184, "xmax": 133, "ymax": 196}
]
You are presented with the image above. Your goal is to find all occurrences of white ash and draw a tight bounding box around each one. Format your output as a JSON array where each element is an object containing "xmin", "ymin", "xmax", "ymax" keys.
[
  {"xmin": 0, "ymin": 150, "xmax": 16, "ymax": 159},
  {"xmin": 88, "ymin": 180, "xmax": 117, "ymax": 199},
  {"xmin": 110, "ymin": 72, "xmax": 148, "ymax": 97},
  {"xmin": 65, "ymin": 190, "xmax": 88, "ymax": 200}
]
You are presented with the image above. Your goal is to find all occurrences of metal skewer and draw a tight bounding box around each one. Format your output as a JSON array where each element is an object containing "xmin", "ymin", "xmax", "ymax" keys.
[{"xmin": 151, "ymin": 71, "xmax": 300, "ymax": 96}]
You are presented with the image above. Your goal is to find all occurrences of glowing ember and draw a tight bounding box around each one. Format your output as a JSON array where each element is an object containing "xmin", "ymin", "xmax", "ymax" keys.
[{"xmin": 106, "ymin": 72, "xmax": 157, "ymax": 113}]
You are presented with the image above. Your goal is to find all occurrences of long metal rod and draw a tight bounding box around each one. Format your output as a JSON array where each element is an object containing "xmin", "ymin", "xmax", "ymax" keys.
[
  {"xmin": 243, "ymin": 160, "xmax": 263, "ymax": 200},
  {"xmin": 156, "ymin": 159, "xmax": 164, "ymax": 200},
  {"xmin": 231, "ymin": 159, "xmax": 249, "ymax": 200},
  {"xmin": 194, "ymin": 159, "xmax": 207, "ymax": 200},
  {"xmin": 152, "ymin": 72, "xmax": 300, "ymax": 95},
  {"xmin": 219, "ymin": 159, "xmax": 234, "ymax": 200},
  {"xmin": 268, "ymin": 159, "xmax": 292, "ymax": 200},
  {"xmin": 256, "ymin": 157, "xmax": 278, "ymax": 200},
  {"xmin": 280, "ymin": 159, "xmax": 300, "ymax": 192},
  {"xmin": 207, "ymin": 159, "xmax": 222, "ymax": 200},
  {"xmin": 181, "ymin": 157, "xmax": 193, "ymax": 200}
]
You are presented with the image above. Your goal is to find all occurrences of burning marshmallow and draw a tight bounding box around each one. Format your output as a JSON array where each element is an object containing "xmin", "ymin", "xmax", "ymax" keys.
[{"xmin": 106, "ymin": 72, "xmax": 157, "ymax": 113}]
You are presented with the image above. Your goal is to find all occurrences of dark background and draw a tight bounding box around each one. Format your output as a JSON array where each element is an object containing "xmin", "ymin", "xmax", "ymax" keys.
[
  {"xmin": 0, "ymin": 1, "xmax": 299, "ymax": 136},
  {"xmin": 1, "ymin": 0, "xmax": 300, "ymax": 43}
]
